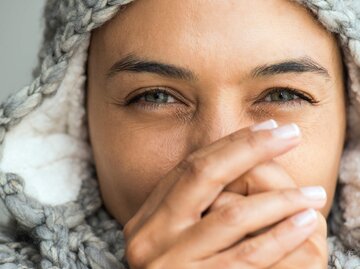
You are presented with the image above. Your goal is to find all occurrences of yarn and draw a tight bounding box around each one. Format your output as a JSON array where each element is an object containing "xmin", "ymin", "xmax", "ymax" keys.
[{"xmin": 0, "ymin": 0, "xmax": 360, "ymax": 268}]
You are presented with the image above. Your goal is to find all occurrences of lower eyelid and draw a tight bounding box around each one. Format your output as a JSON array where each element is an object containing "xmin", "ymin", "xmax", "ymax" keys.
[{"xmin": 254, "ymin": 99, "xmax": 309, "ymax": 109}]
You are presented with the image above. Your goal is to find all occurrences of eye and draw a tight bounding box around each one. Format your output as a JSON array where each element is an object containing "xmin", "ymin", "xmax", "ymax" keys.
[
  {"xmin": 140, "ymin": 89, "xmax": 176, "ymax": 104},
  {"xmin": 264, "ymin": 89, "xmax": 299, "ymax": 102},
  {"xmin": 126, "ymin": 88, "xmax": 180, "ymax": 108},
  {"xmin": 259, "ymin": 88, "xmax": 318, "ymax": 105}
]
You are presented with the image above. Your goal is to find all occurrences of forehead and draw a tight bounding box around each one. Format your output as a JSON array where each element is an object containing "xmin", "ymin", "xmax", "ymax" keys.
[{"xmin": 92, "ymin": 0, "xmax": 340, "ymax": 79}]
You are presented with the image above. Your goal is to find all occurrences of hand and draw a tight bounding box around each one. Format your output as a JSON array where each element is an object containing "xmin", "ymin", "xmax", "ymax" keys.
[
  {"xmin": 208, "ymin": 161, "xmax": 328, "ymax": 268},
  {"xmin": 123, "ymin": 122, "xmax": 326, "ymax": 268},
  {"xmin": 270, "ymin": 212, "xmax": 327, "ymax": 269}
]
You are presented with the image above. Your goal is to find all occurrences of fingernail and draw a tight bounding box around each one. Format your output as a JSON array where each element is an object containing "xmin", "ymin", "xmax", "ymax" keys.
[
  {"xmin": 271, "ymin": 123, "xmax": 300, "ymax": 139},
  {"xmin": 300, "ymin": 186, "xmax": 327, "ymax": 200},
  {"xmin": 250, "ymin": 119, "xmax": 278, "ymax": 132},
  {"xmin": 291, "ymin": 209, "xmax": 317, "ymax": 226}
]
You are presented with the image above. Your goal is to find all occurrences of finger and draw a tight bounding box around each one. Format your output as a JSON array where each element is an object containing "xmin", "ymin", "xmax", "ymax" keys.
[
  {"xmin": 207, "ymin": 160, "xmax": 297, "ymax": 215},
  {"xmin": 125, "ymin": 120, "xmax": 281, "ymax": 238},
  {"xmin": 222, "ymin": 162, "xmax": 328, "ymax": 269},
  {"xmin": 124, "ymin": 126, "xmax": 300, "ymax": 260},
  {"xmin": 189, "ymin": 119, "xmax": 279, "ymax": 160},
  {"xmin": 207, "ymin": 161, "xmax": 297, "ymax": 237},
  {"xmin": 154, "ymin": 123, "xmax": 302, "ymax": 226},
  {"xmin": 205, "ymin": 191, "xmax": 245, "ymax": 214},
  {"xmin": 199, "ymin": 209, "xmax": 319, "ymax": 269},
  {"xmin": 270, "ymin": 211, "xmax": 328, "ymax": 269},
  {"xmin": 225, "ymin": 160, "xmax": 297, "ymax": 196},
  {"xmin": 169, "ymin": 187, "xmax": 326, "ymax": 259}
]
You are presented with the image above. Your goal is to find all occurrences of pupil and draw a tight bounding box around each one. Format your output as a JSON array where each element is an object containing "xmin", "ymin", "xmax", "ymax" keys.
[
  {"xmin": 145, "ymin": 92, "xmax": 168, "ymax": 103},
  {"xmin": 274, "ymin": 91, "xmax": 292, "ymax": 101}
]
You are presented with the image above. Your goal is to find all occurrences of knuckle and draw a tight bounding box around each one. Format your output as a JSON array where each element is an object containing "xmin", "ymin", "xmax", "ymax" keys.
[
  {"xmin": 176, "ymin": 154, "xmax": 195, "ymax": 173},
  {"xmin": 125, "ymin": 236, "xmax": 151, "ymax": 269},
  {"xmin": 235, "ymin": 239, "xmax": 260, "ymax": 260},
  {"xmin": 216, "ymin": 203, "xmax": 246, "ymax": 225},
  {"xmin": 245, "ymin": 132, "xmax": 261, "ymax": 152},
  {"xmin": 210, "ymin": 192, "xmax": 238, "ymax": 211},
  {"xmin": 268, "ymin": 227, "xmax": 288, "ymax": 254},
  {"xmin": 183, "ymin": 156, "xmax": 214, "ymax": 183},
  {"xmin": 278, "ymin": 189, "xmax": 297, "ymax": 205},
  {"xmin": 228, "ymin": 130, "xmax": 243, "ymax": 142},
  {"xmin": 236, "ymin": 231, "xmax": 284, "ymax": 268}
]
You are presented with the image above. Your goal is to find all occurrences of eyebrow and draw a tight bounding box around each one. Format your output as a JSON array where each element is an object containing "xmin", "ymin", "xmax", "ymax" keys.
[
  {"xmin": 106, "ymin": 53, "xmax": 198, "ymax": 81},
  {"xmin": 251, "ymin": 57, "xmax": 330, "ymax": 78},
  {"xmin": 106, "ymin": 54, "xmax": 330, "ymax": 81}
]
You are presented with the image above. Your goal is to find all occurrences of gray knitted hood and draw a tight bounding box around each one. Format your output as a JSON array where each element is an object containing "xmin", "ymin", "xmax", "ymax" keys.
[{"xmin": 1, "ymin": 0, "xmax": 360, "ymax": 268}]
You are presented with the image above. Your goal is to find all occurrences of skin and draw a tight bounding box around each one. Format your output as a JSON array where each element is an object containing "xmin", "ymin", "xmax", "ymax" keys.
[{"xmin": 86, "ymin": 0, "xmax": 346, "ymax": 267}]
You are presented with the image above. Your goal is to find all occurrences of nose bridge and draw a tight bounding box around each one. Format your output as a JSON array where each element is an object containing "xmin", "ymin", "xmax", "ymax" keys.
[{"xmin": 189, "ymin": 99, "xmax": 250, "ymax": 150}]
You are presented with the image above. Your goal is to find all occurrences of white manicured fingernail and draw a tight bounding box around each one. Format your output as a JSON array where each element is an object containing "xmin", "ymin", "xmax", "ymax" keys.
[
  {"xmin": 300, "ymin": 186, "xmax": 327, "ymax": 200},
  {"xmin": 271, "ymin": 123, "xmax": 300, "ymax": 139},
  {"xmin": 291, "ymin": 209, "xmax": 317, "ymax": 226},
  {"xmin": 250, "ymin": 119, "xmax": 278, "ymax": 132}
]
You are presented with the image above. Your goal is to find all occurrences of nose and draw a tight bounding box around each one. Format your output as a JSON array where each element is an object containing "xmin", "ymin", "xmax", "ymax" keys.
[{"xmin": 187, "ymin": 98, "xmax": 252, "ymax": 152}]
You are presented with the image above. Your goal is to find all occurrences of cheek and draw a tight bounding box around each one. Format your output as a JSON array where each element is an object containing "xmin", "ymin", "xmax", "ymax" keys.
[
  {"xmin": 94, "ymin": 122, "xmax": 188, "ymax": 224},
  {"xmin": 275, "ymin": 112, "xmax": 345, "ymax": 216}
]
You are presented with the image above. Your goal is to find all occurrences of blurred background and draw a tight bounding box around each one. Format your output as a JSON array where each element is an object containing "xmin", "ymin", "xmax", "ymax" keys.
[{"xmin": 0, "ymin": 1, "xmax": 46, "ymax": 102}]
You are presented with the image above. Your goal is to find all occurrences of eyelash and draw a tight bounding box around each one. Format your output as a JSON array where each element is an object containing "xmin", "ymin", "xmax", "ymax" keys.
[
  {"xmin": 124, "ymin": 87, "xmax": 319, "ymax": 110},
  {"xmin": 254, "ymin": 87, "xmax": 319, "ymax": 105}
]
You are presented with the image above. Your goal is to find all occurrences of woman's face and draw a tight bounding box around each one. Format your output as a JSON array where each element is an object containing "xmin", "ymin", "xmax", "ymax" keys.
[{"xmin": 87, "ymin": 0, "xmax": 346, "ymax": 226}]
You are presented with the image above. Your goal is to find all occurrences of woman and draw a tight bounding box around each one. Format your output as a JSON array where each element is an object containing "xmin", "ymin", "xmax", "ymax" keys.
[{"xmin": 0, "ymin": 0, "xmax": 359, "ymax": 268}]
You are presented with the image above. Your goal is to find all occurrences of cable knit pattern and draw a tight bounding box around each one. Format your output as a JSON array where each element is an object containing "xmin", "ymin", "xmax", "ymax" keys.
[
  {"xmin": 0, "ymin": 1, "xmax": 136, "ymax": 267},
  {"xmin": 0, "ymin": 0, "xmax": 360, "ymax": 268}
]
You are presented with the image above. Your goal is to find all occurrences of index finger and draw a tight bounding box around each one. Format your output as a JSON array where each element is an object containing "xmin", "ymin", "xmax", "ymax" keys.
[
  {"xmin": 154, "ymin": 122, "xmax": 302, "ymax": 225},
  {"xmin": 125, "ymin": 119, "xmax": 280, "ymax": 236}
]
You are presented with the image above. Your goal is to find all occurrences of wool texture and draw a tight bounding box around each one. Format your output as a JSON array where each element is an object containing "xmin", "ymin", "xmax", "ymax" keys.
[{"xmin": 0, "ymin": 0, "xmax": 360, "ymax": 268}]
